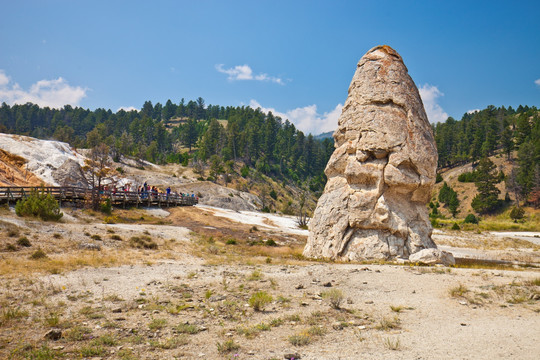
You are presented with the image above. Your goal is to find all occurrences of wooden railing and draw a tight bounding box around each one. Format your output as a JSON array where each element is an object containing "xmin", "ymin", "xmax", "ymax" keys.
[{"xmin": 0, "ymin": 186, "xmax": 198, "ymax": 208}]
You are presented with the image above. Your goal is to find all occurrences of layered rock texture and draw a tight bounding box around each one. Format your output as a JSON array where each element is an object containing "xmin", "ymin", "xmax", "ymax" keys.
[{"xmin": 304, "ymin": 45, "xmax": 439, "ymax": 261}]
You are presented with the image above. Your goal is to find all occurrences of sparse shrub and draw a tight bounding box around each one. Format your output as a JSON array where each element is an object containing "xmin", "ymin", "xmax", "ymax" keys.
[
  {"xmin": 510, "ymin": 206, "xmax": 525, "ymax": 222},
  {"xmin": 130, "ymin": 236, "xmax": 158, "ymax": 249},
  {"xmin": 100, "ymin": 199, "xmax": 112, "ymax": 215},
  {"xmin": 321, "ymin": 288, "xmax": 344, "ymax": 309},
  {"xmin": 103, "ymin": 216, "xmax": 117, "ymax": 224},
  {"xmin": 91, "ymin": 234, "xmax": 102, "ymax": 240},
  {"xmin": 449, "ymin": 283, "xmax": 469, "ymax": 297},
  {"xmin": 6, "ymin": 243, "xmax": 18, "ymax": 251},
  {"xmin": 249, "ymin": 291, "xmax": 273, "ymax": 311},
  {"xmin": 288, "ymin": 333, "xmax": 311, "ymax": 346},
  {"xmin": 265, "ymin": 239, "xmax": 277, "ymax": 247},
  {"xmin": 52, "ymin": 233, "xmax": 62, "ymax": 239},
  {"xmin": 376, "ymin": 316, "xmax": 400, "ymax": 331},
  {"xmin": 216, "ymin": 339, "xmax": 240, "ymax": 354},
  {"xmin": 148, "ymin": 318, "xmax": 167, "ymax": 331},
  {"xmin": 7, "ymin": 228, "xmax": 19, "ymax": 237},
  {"xmin": 29, "ymin": 248, "xmax": 47, "ymax": 260},
  {"xmin": 241, "ymin": 165, "xmax": 249, "ymax": 178},
  {"xmin": 384, "ymin": 337, "xmax": 401, "ymax": 350},
  {"xmin": 247, "ymin": 269, "xmax": 263, "ymax": 281},
  {"xmin": 176, "ymin": 323, "xmax": 199, "ymax": 334},
  {"xmin": 451, "ymin": 222, "xmax": 460, "ymax": 230},
  {"xmin": 110, "ymin": 234, "xmax": 122, "ymax": 240},
  {"xmin": 435, "ymin": 173, "xmax": 443, "ymax": 183},
  {"xmin": 464, "ymin": 214, "xmax": 478, "ymax": 224},
  {"xmin": 226, "ymin": 238, "xmax": 237, "ymax": 245},
  {"xmin": 15, "ymin": 188, "xmax": 63, "ymax": 221},
  {"xmin": 270, "ymin": 189, "xmax": 277, "ymax": 200}
]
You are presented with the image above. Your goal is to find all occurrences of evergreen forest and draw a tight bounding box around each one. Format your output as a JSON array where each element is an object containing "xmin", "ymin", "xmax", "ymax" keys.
[{"xmin": 0, "ymin": 100, "xmax": 538, "ymax": 210}]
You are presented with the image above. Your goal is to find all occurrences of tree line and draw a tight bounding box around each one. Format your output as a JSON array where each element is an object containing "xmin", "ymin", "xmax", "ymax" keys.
[
  {"xmin": 433, "ymin": 104, "xmax": 539, "ymax": 211},
  {"xmin": 0, "ymin": 99, "xmax": 334, "ymax": 192}
]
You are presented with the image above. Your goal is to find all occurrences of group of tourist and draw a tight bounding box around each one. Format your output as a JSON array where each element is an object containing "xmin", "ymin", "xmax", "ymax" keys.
[{"xmin": 100, "ymin": 182, "xmax": 196, "ymax": 201}]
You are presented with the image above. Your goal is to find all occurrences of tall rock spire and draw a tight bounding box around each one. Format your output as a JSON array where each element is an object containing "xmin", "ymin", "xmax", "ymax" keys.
[{"xmin": 304, "ymin": 45, "xmax": 439, "ymax": 261}]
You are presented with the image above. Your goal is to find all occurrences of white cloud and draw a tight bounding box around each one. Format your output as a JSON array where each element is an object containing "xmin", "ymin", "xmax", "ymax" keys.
[
  {"xmin": 418, "ymin": 84, "xmax": 449, "ymax": 123},
  {"xmin": 0, "ymin": 70, "xmax": 87, "ymax": 108},
  {"xmin": 467, "ymin": 109, "xmax": 480, "ymax": 114},
  {"xmin": 249, "ymin": 100, "xmax": 342, "ymax": 135},
  {"xmin": 535, "ymin": 78, "xmax": 540, "ymax": 86},
  {"xmin": 117, "ymin": 106, "xmax": 137, "ymax": 112},
  {"xmin": 216, "ymin": 64, "xmax": 284, "ymax": 85}
]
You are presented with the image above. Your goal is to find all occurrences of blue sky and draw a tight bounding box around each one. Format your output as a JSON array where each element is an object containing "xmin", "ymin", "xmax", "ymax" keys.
[{"xmin": 0, "ymin": 0, "xmax": 539, "ymax": 135}]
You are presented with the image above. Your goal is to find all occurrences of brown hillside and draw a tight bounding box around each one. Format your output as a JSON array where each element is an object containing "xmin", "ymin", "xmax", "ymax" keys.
[
  {"xmin": 434, "ymin": 152, "xmax": 515, "ymax": 217},
  {"xmin": 0, "ymin": 149, "xmax": 45, "ymax": 186}
]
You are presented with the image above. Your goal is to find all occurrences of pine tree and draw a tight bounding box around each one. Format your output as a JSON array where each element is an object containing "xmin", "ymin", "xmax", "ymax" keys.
[{"xmin": 471, "ymin": 157, "xmax": 501, "ymax": 214}]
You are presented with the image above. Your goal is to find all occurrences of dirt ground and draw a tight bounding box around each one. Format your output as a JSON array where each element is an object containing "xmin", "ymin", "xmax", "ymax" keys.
[{"xmin": 0, "ymin": 205, "xmax": 539, "ymax": 360}]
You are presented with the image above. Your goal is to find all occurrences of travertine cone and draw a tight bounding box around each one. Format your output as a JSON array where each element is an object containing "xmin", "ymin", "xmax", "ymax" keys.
[{"xmin": 304, "ymin": 45, "xmax": 438, "ymax": 261}]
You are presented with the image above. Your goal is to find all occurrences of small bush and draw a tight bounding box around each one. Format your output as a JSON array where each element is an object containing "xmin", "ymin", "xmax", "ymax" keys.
[
  {"xmin": 451, "ymin": 222, "xmax": 460, "ymax": 230},
  {"xmin": 110, "ymin": 234, "xmax": 122, "ymax": 241},
  {"xmin": 91, "ymin": 234, "xmax": 102, "ymax": 240},
  {"xmin": 249, "ymin": 291, "xmax": 273, "ymax": 311},
  {"xmin": 464, "ymin": 214, "xmax": 478, "ymax": 224},
  {"xmin": 449, "ymin": 283, "xmax": 469, "ymax": 297},
  {"xmin": 216, "ymin": 339, "xmax": 240, "ymax": 354},
  {"xmin": 288, "ymin": 333, "xmax": 311, "ymax": 346},
  {"xmin": 100, "ymin": 199, "xmax": 112, "ymax": 215},
  {"xmin": 176, "ymin": 323, "xmax": 199, "ymax": 334},
  {"xmin": 226, "ymin": 238, "xmax": 237, "ymax": 245},
  {"xmin": 17, "ymin": 236, "xmax": 31, "ymax": 247},
  {"xmin": 321, "ymin": 288, "xmax": 344, "ymax": 309},
  {"xmin": 265, "ymin": 239, "xmax": 277, "ymax": 247},
  {"xmin": 509, "ymin": 207, "xmax": 525, "ymax": 222},
  {"xmin": 15, "ymin": 188, "xmax": 63, "ymax": 221},
  {"xmin": 435, "ymin": 173, "xmax": 443, "ymax": 183},
  {"xmin": 241, "ymin": 166, "xmax": 249, "ymax": 178},
  {"xmin": 6, "ymin": 243, "xmax": 18, "ymax": 251},
  {"xmin": 130, "ymin": 236, "xmax": 158, "ymax": 249},
  {"xmin": 29, "ymin": 248, "xmax": 47, "ymax": 260}
]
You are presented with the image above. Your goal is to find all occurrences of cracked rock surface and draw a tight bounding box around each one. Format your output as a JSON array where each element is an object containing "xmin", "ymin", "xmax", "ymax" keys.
[{"xmin": 304, "ymin": 45, "xmax": 438, "ymax": 261}]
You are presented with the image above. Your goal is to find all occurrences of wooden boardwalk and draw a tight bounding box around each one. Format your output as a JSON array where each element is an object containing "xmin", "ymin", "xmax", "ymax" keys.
[{"xmin": 0, "ymin": 186, "xmax": 198, "ymax": 208}]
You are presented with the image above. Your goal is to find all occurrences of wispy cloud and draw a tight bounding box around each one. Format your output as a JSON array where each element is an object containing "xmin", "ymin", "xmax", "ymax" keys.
[
  {"xmin": 535, "ymin": 78, "xmax": 540, "ymax": 86},
  {"xmin": 216, "ymin": 64, "xmax": 284, "ymax": 85},
  {"xmin": 0, "ymin": 70, "xmax": 87, "ymax": 108},
  {"xmin": 249, "ymin": 100, "xmax": 342, "ymax": 135},
  {"xmin": 467, "ymin": 109, "xmax": 480, "ymax": 114},
  {"xmin": 418, "ymin": 84, "xmax": 448, "ymax": 123},
  {"xmin": 117, "ymin": 106, "xmax": 137, "ymax": 112}
]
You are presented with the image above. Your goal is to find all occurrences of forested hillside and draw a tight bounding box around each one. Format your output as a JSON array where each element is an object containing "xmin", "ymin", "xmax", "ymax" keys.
[
  {"xmin": 0, "ymin": 100, "xmax": 538, "ymax": 212},
  {"xmin": 433, "ymin": 105, "xmax": 539, "ymax": 210},
  {"xmin": 0, "ymin": 99, "xmax": 334, "ymax": 193}
]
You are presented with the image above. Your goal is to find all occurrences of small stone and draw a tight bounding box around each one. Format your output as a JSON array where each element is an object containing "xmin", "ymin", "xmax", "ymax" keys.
[
  {"xmin": 44, "ymin": 329, "xmax": 62, "ymax": 341},
  {"xmin": 459, "ymin": 301, "xmax": 467, "ymax": 305},
  {"xmin": 52, "ymin": 346, "xmax": 64, "ymax": 350},
  {"xmin": 365, "ymin": 300, "xmax": 374, "ymax": 304},
  {"xmin": 323, "ymin": 282, "xmax": 332, "ymax": 287},
  {"xmin": 357, "ymin": 325, "xmax": 366, "ymax": 330},
  {"xmin": 247, "ymin": 350, "xmax": 255, "ymax": 355},
  {"xmin": 112, "ymin": 308, "xmax": 122, "ymax": 313},
  {"xmin": 225, "ymin": 332, "xmax": 233, "ymax": 337},
  {"xmin": 300, "ymin": 301, "xmax": 309, "ymax": 307},
  {"xmin": 295, "ymin": 284, "xmax": 304, "ymax": 290},
  {"xmin": 460, "ymin": 323, "xmax": 467, "ymax": 326}
]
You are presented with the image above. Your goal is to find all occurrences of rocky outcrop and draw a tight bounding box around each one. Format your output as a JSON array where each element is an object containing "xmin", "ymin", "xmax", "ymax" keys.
[
  {"xmin": 304, "ymin": 45, "xmax": 439, "ymax": 262},
  {"xmin": 409, "ymin": 248, "xmax": 455, "ymax": 266}
]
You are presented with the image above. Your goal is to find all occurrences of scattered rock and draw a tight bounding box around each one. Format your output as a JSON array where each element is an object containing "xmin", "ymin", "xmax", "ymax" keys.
[
  {"xmin": 44, "ymin": 329, "xmax": 62, "ymax": 341},
  {"xmin": 304, "ymin": 45, "xmax": 438, "ymax": 262},
  {"xmin": 323, "ymin": 282, "xmax": 332, "ymax": 287},
  {"xmin": 112, "ymin": 308, "xmax": 122, "ymax": 313},
  {"xmin": 295, "ymin": 284, "xmax": 304, "ymax": 290},
  {"xmin": 408, "ymin": 248, "xmax": 456, "ymax": 266},
  {"xmin": 79, "ymin": 243, "xmax": 101, "ymax": 251},
  {"xmin": 284, "ymin": 353, "xmax": 301, "ymax": 360}
]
